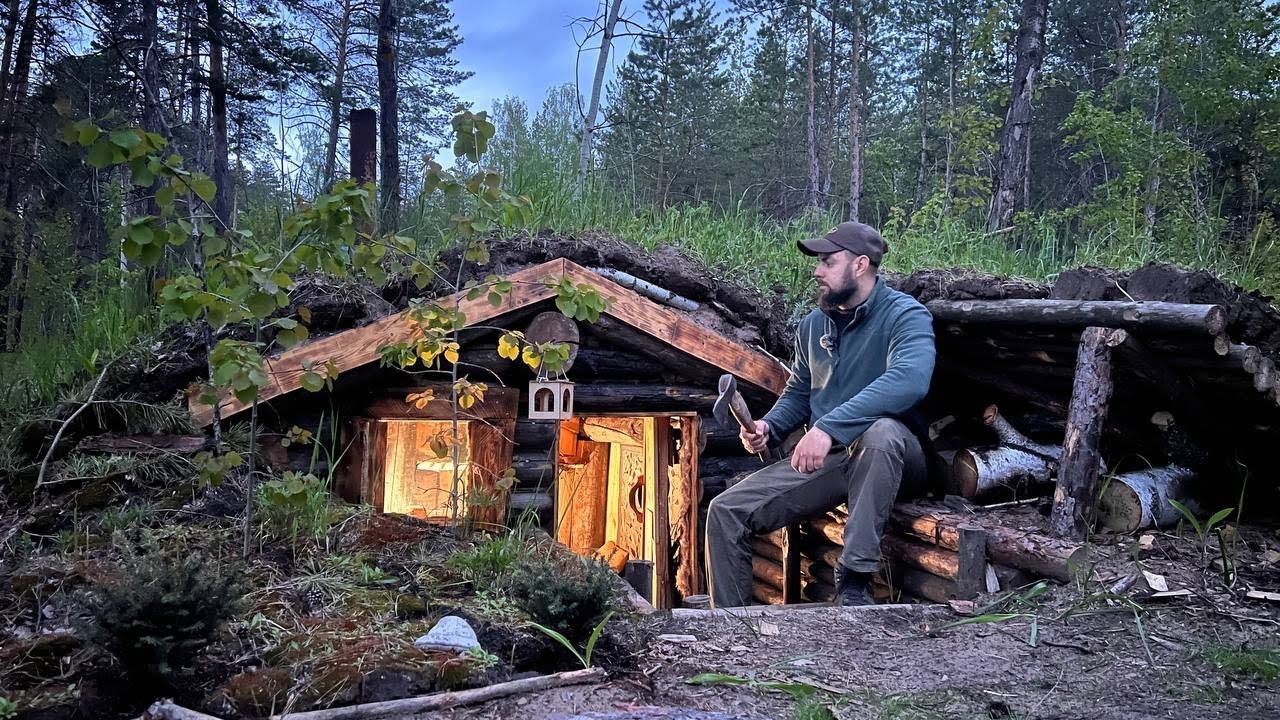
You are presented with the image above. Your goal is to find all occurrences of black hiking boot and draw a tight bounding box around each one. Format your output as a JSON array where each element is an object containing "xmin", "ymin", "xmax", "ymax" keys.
[{"xmin": 834, "ymin": 567, "xmax": 876, "ymax": 606}]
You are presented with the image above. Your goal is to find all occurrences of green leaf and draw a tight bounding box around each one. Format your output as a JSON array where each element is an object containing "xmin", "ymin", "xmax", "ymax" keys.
[
  {"xmin": 555, "ymin": 296, "xmax": 578, "ymax": 318},
  {"xmin": 1205, "ymin": 507, "xmax": 1235, "ymax": 531},
  {"xmin": 156, "ymin": 184, "xmax": 175, "ymax": 210},
  {"xmin": 300, "ymin": 370, "xmax": 325, "ymax": 393},
  {"xmin": 192, "ymin": 175, "xmax": 217, "ymax": 203},
  {"xmin": 110, "ymin": 129, "xmax": 141, "ymax": 150},
  {"xmin": 686, "ymin": 673, "xmax": 750, "ymax": 687},
  {"xmin": 78, "ymin": 123, "xmax": 100, "ymax": 146},
  {"xmin": 203, "ymin": 234, "xmax": 227, "ymax": 256},
  {"xmin": 139, "ymin": 239, "xmax": 164, "ymax": 266},
  {"xmin": 246, "ymin": 292, "xmax": 276, "ymax": 318},
  {"xmin": 87, "ymin": 141, "xmax": 115, "ymax": 169}
]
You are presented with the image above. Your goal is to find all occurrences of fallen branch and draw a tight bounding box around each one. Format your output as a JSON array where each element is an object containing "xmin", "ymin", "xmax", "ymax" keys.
[
  {"xmin": 270, "ymin": 668, "xmax": 607, "ymax": 719},
  {"xmin": 36, "ymin": 360, "xmax": 115, "ymax": 490},
  {"xmin": 145, "ymin": 702, "xmax": 224, "ymax": 720}
]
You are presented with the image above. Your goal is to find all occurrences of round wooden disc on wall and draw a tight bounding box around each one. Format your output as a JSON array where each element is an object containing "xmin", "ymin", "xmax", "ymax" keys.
[{"xmin": 525, "ymin": 311, "xmax": 580, "ymax": 372}]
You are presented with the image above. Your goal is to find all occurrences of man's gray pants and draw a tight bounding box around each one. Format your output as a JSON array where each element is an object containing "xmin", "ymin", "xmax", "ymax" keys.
[{"xmin": 705, "ymin": 418, "xmax": 928, "ymax": 608}]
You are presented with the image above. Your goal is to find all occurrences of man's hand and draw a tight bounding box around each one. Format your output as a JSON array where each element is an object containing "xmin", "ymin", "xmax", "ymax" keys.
[
  {"xmin": 790, "ymin": 427, "xmax": 833, "ymax": 473},
  {"xmin": 739, "ymin": 419, "xmax": 770, "ymax": 454}
]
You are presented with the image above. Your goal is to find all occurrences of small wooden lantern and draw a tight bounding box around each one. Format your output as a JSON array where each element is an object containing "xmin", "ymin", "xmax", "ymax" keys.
[{"xmin": 528, "ymin": 378, "xmax": 574, "ymax": 420}]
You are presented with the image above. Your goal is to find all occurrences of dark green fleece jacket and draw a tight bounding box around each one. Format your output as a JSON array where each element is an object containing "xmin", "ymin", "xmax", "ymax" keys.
[{"xmin": 761, "ymin": 277, "xmax": 936, "ymax": 447}]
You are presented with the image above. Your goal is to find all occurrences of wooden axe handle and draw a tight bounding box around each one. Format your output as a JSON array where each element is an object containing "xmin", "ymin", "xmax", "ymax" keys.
[{"xmin": 728, "ymin": 391, "xmax": 769, "ymax": 464}]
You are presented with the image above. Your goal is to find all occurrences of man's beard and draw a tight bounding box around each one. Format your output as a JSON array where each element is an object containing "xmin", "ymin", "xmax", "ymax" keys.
[{"xmin": 817, "ymin": 281, "xmax": 857, "ymax": 312}]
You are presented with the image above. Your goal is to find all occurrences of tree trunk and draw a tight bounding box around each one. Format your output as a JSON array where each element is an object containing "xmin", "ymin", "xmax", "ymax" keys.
[
  {"xmin": 654, "ymin": 15, "xmax": 672, "ymax": 211},
  {"xmin": 141, "ymin": 0, "xmax": 166, "ymax": 216},
  {"xmin": 376, "ymin": 0, "xmax": 400, "ymax": 231},
  {"xmin": 575, "ymin": 0, "xmax": 622, "ymax": 198},
  {"xmin": 847, "ymin": 4, "xmax": 862, "ymax": 221},
  {"xmin": 820, "ymin": 6, "xmax": 835, "ymax": 202},
  {"xmin": 322, "ymin": 0, "xmax": 354, "ymax": 189},
  {"xmin": 0, "ymin": 0, "xmax": 19, "ymax": 102},
  {"xmin": 942, "ymin": 17, "xmax": 956, "ymax": 213},
  {"xmin": 204, "ymin": 0, "xmax": 230, "ymax": 228},
  {"xmin": 1050, "ymin": 326, "xmax": 1124, "ymax": 538},
  {"xmin": 914, "ymin": 27, "xmax": 930, "ymax": 211},
  {"xmin": 0, "ymin": 0, "xmax": 37, "ymax": 351},
  {"xmin": 1143, "ymin": 85, "xmax": 1167, "ymax": 237},
  {"xmin": 186, "ymin": 0, "xmax": 203, "ymax": 167},
  {"xmin": 989, "ymin": 0, "xmax": 1049, "ymax": 232},
  {"xmin": 805, "ymin": 1, "xmax": 819, "ymax": 210}
]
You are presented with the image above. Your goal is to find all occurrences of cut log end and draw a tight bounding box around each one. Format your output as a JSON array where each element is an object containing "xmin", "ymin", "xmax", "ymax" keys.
[
  {"xmin": 951, "ymin": 449, "xmax": 980, "ymax": 498},
  {"xmin": 1098, "ymin": 481, "xmax": 1143, "ymax": 534}
]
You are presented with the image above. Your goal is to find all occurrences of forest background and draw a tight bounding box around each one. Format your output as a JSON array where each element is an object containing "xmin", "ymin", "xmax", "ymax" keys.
[{"xmin": 0, "ymin": 0, "xmax": 1278, "ymax": 419}]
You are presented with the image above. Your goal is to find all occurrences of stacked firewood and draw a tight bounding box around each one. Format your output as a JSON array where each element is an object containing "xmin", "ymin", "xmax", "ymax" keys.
[{"xmin": 751, "ymin": 503, "xmax": 1087, "ymax": 605}]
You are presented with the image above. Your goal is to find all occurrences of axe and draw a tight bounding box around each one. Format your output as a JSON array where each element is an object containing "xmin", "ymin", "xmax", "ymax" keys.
[{"xmin": 713, "ymin": 373, "xmax": 769, "ymax": 463}]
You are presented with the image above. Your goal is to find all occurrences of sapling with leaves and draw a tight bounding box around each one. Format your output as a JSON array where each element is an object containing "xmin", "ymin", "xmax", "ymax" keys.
[
  {"xmin": 62, "ymin": 113, "xmax": 424, "ymax": 555},
  {"xmin": 376, "ymin": 107, "xmax": 611, "ymax": 530}
]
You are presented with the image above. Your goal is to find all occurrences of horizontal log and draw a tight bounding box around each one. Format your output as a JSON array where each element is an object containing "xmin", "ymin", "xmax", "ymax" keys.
[
  {"xmin": 984, "ymin": 527, "xmax": 1087, "ymax": 583},
  {"xmin": 752, "ymin": 537, "xmax": 782, "ymax": 564},
  {"xmin": 752, "ymin": 555, "xmax": 784, "ymax": 590},
  {"xmin": 1097, "ymin": 465, "xmax": 1197, "ymax": 534},
  {"xmin": 515, "ymin": 419, "xmax": 557, "ymax": 450},
  {"xmin": 881, "ymin": 534, "xmax": 960, "ymax": 581},
  {"xmin": 891, "ymin": 564, "xmax": 961, "ymax": 603},
  {"xmin": 990, "ymin": 563, "xmax": 1037, "ymax": 592},
  {"xmin": 826, "ymin": 504, "xmax": 1087, "ymax": 584},
  {"xmin": 889, "ymin": 506, "xmax": 961, "ymax": 549},
  {"xmin": 509, "ymin": 489, "xmax": 552, "ymax": 514},
  {"xmin": 572, "ymin": 384, "xmax": 719, "ymax": 413},
  {"xmin": 75, "ymin": 433, "xmax": 206, "ymax": 455},
  {"xmin": 950, "ymin": 446, "xmax": 1055, "ymax": 499},
  {"xmin": 753, "ymin": 581, "xmax": 784, "ymax": 605},
  {"xmin": 934, "ymin": 365, "xmax": 1070, "ymax": 416},
  {"xmin": 928, "ymin": 299, "xmax": 1228, "ymax": 335},
  {"xmin": 800, "ymin": 557, "xmax": 836, "ymax": 587}
]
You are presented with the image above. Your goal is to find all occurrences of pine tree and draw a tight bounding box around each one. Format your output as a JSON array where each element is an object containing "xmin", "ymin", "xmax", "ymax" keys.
[{"xmin": 601, "ymin": 0, "xmax": 730, "ymax": 208}]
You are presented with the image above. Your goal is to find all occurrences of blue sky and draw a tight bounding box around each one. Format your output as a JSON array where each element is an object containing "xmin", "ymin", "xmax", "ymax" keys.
[
  {"xmin": 449, "ymin": 1, "xmax": 737, "ymax": 116},
  {"xmin": 451, "ymin": 1, "xmax": 613, "ymax": 117}
]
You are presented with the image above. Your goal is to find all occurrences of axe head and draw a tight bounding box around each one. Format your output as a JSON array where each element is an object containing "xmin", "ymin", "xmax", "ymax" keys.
[{"xmin": 712, "ymin": 373, "xmax": 737, "ymax": 426}]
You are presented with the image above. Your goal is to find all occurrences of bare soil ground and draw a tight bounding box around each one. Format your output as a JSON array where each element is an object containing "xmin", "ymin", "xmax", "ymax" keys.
[{"xmin": 446, "ymin": 528, "xmax": 1280, "ymax": 720}]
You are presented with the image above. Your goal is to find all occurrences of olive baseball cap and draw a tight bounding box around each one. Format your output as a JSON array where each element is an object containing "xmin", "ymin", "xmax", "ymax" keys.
[{"xmin": 797, "ymin": 221, "xmax": 888, "ymax": 265}]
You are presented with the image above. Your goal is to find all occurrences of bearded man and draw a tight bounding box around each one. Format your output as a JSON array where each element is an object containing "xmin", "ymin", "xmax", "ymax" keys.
[{"xmin": 704, "ymin": 221, "xmax": 936, "ymax": 607}]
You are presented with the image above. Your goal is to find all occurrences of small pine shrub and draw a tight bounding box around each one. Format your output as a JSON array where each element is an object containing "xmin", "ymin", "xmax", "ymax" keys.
[
  {"xmin": 509, "ymin": 553, "xmax": 615, "ymax": 640},
  {"xmin": 81, "ymin": 549, "xmax": 246, "ymax": 683}
]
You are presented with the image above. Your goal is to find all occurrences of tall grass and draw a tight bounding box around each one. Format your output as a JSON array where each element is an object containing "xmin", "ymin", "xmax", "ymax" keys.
[
  {"xmin": 503, "ymin": 165, "xmax": 1280, "ymax": 309},
  {"xmin": 0, "ymin": 263, "xmax": 158, "ymax": 418}
]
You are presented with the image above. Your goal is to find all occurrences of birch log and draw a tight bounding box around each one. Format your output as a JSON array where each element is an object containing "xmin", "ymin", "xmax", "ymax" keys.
[{"xmin": 1097, "ymin": 465, "xmax": 1198, "ymax": 533}]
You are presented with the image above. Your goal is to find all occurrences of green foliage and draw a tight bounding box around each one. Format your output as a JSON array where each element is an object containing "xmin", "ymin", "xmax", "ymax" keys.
[
  {"xmin": 790, "ymin": 696, "xmax": 837, "ymax": 720},
  {"xmin": 192, "ymin": 449, "xmax": 244, "ymax": 486},
  {"xmin": 1199, "ymin": 644, "xmax": 1280, "ymax": 682},
  {"xmin": 1168, "ymin": 500, "xmax": 1233, "ymax": 545},
  {"xmin": 81, "ymin": 549, "xmax": 246, "ymax": 682},
  {"xmin": 0, "ymin": 259, "xmax": 157, "ymax": 418},
  {"xmin": 256, "ymin": 471, "xmax": 332, "ymax": 546},
  {"xmin": 686, "ymin": 672, "xmax": 822, "ymax": 700},
  {"xmin": 446, "ymin": 532, "xmax": 526, "ymax": 586},
  {"xmin": 0, "ymin": 697, "xmax": 16, "ymax": 720},
  {"xmin": 526, "ymin": 610, "xmax": 614, "ymax": 670},
  {"xmin": 509, "ymin": 554, "xmax": 616, "ymax": 641}
]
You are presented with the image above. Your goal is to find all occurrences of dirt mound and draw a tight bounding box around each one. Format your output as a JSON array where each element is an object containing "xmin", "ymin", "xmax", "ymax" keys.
[
  {"xmin": 414, "ymin": 232, "xmax": 794, "ymax": 356},
  {"xmin": 1051, "ymin": 263, "xmax": 1280, "ymax": 357},
  {"xmin": 889, "ymin": 268, "xmax": 1049, "ymax": 304}
]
